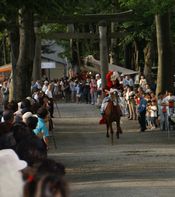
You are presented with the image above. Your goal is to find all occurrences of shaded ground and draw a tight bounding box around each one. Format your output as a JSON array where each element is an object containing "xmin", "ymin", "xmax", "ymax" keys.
[{"xmin": 48, "ymin": 103, "xmax": 175, "ymax": 197}]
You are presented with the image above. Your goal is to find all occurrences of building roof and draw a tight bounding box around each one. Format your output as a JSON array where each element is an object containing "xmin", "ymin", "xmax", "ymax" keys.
[
  {"xmin": 41, "ymin": 40, "xmax": 67, "ymax": 65},
  {"xmin": 0, "ymin": 64, "xmax": 12, "ymax": 73},
  {"xmin": 85, "ymin": 55, "xmax": 138, "ymax": 75}
]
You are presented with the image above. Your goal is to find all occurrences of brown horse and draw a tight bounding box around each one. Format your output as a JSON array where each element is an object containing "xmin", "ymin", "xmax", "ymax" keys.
[{"xmin": 104, "ymin": 98, "xmax": 122, "ymax": 144}]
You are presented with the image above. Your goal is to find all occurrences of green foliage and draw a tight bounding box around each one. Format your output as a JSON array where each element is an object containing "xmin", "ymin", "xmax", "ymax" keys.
[{"xmin": 119, "ymin": 0, "xmax": 175, "ymax": 15}]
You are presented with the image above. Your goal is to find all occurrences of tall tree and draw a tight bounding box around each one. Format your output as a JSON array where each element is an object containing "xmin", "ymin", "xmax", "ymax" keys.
[
  {"xmin": 119, "ymin": 0, "xmax": 175, "ymax": 93},
  {"xmin": 0, "ymin": 0, "xmax": 64, "ymax": 100},
  {"xmin": 155, "ymin": 11, "xmax": 174, "ymax": 94}
]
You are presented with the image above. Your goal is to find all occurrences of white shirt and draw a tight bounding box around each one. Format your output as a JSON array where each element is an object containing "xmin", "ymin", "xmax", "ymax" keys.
[
  {"xmin": 45, "ymin": 89, "xmax": 53, "ymax": 98},
  {"xmin": 97, "ymin": 79, "xmax": 102, "ymax": 90},
  {"xmin": 139, "ymin": 79, "xmax": 147, "ymax": 87},
  {"xmin": 42, "ymin": 85, "xmax": 48, "ymax": 92},
  {"xmin": 150, "ymin": 105, "xmax": 157, "ymax": 117}
]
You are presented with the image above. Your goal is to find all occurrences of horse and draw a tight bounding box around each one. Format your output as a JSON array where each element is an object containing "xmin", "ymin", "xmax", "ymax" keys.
[{"xmin": 104, "ymin": 94, "xmax": 122, "ymax": 144}]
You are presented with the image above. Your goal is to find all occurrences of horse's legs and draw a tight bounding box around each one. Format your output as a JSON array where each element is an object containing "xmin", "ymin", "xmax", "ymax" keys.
[
  {"xmin": 116, "ymin": 119, "xmax": 122, "ymax": 139},
  {"xmin": 110, "ymin": 123, "xmax": 114, "ymax": 144},
  {"xmin": 106, "ymin": 123, "xmax": 110, "ymax": 138}
]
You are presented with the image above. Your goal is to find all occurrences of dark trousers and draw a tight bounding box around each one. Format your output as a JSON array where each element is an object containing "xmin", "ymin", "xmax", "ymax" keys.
[{"xmin": 138, "ymin": 111, "xmax": 146, "ymax": 131}]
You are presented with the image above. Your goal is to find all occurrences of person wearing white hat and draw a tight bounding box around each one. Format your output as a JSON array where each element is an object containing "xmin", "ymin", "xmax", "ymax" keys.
[
  {"xmin": 0, "ymin": 149, "xmax": 27, "ymax": 197},
  {"xmin": 0, "ymin": 149, "xmax": 27, "ymax": 171}
]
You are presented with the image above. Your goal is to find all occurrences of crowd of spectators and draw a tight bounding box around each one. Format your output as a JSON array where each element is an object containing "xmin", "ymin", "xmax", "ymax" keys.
[
  {"xmin": 0, "ymin": 79, "xmax": 69, "ymax": 197},
  {"xmin": 107, "ymin": 74, "xmax": 175, "ymax": 132},
  {"xmin": 31, "ymin": 73, "xmax": 175, "ymax": 133},
  {"xmin": 30, "ymin": 74, "xmax": 102, "ymax": 106},
  {"xmin": 0, "ymin": 72, "xmax": 175, "ymax": 196}
]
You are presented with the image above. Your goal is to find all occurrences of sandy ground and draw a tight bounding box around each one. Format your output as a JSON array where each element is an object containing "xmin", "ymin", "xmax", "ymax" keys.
[{"xmin": 48, "ymin": 103, "xmax": 175, "ymax": 197}]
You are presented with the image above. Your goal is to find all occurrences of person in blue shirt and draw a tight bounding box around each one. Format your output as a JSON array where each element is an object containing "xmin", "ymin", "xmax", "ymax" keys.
[
  {"xmin": 138, "ymin": 93, "xmax": 148, "ymax": 132},
  {"xmin": 34, "ymin": 107, "xmax": 49, "ymax": 147}
]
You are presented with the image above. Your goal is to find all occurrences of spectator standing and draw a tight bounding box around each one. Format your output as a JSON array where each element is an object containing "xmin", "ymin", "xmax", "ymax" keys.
[
  {"xmin": 0, "ymin": 149, "xmax": 27, "ymax": 197},
  {"xmin": 83, "ymin": 78, "xmax": 91, "ymax": 104},
  {"xmin": 33, "ymin": 108, "xmax": 49, "ymax": 147},
  {"xmin": 150, "ymin": 100, "xmax": 158, "ymax": 129},
  {"xmin": 138, "ymin": 93, "xmax": 147, "ymax": 132},
  {"xmin": 69, "ymin": 79, "xmax": 76, "ymax": 102},
  {"xmin": 75, "ymin": 81, "xmax": 82, "ymax": 104},
  {"xmin": 123, "ymin": 75, "xmax": 129, "ymax": 87},
  {"xmin": 96, "ymin": 74, "xmax": 102, "ymax": 106},
  {"xmin": 45, "ymin": 84, "xmax": 54, "ymax": 118},
  {"xmin": 128, "ymin": 75, "xmax": 134, "ymax": 87},
  {"xmin": 139, "ymin": 75, "xmax": 147, "ymax": 89},
  {"xmin": 42, "ymin": 81, "xmax": 49, "ymax": 93},
  {"xmin": 1, "ymin": 81, "xmax": 9, "ymax": 108},
  {"xmin": 90, "ymin": 77, "xmax": 97, "ymax": 105}
]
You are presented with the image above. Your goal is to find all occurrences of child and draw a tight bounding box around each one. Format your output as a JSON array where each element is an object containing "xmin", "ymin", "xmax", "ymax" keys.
[
  {"xmin": 150, "ymin": 100, "xmax": 158, "ymax": 129},
  {"xmin": 146, "ymin": 101, "xmax": 152, "ymax": 129}
]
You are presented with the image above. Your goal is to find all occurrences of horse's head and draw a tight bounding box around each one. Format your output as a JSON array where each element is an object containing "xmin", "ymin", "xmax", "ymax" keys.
[{"xmin": 108, "ymin": 89, "xmax": 119, "ymax": 101}]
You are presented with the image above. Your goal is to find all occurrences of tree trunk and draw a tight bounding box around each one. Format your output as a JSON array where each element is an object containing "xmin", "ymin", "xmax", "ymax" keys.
[
  {"xmin": 110, "ymin": 0, "xmax": 120, "ymax": 64},
  {"xmin": 33, "ymin": 22, "xmax": 41, "ymax": 81},
  {"xmin": 124, "ymin": 43, "xmax": 132, "ymax": 69},
  {"xmin": 143, "ymin": 42, "xmax": 153, "ymax": 84},
  {"xmin": 110, "ymin": 22, "xmax": 118, "ymax": 64},
  {"xmin": 99, "ymin": 23, "xmax": 108, "ymax": 97},
  {"xmin": 9, "ymin": 26, "xmax": 19, "ymax": 101},
  {"xmin": 2, "ymin": 35, "xmax": 7, "ymax": 65},
  {"xmin": 14, "ymin": 8, "xmax": 35, "ymax": 101},
  {"xmin": 155, "ymin": 12, "xmax": 174, "ymax": 94},
  {"xmin": 67, "ymin": 24, "xmax": 79, "ymax": 75},
  {"xmin": 132, "ymin": 41, "xmax": 139, "ymax": 71}
]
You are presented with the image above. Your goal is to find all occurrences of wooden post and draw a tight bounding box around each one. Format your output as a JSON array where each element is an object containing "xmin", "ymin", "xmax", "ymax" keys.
[
  {"xmin": 67, "ymin": 24, "xmax": 75, "ymax": 75},
  {"xmin": 99, "ymin": 22, "xmax": 108, "ymax": 97},
  {"xmin": 33, "ymin": 19, "xmax": 41, "ymax": 81}
]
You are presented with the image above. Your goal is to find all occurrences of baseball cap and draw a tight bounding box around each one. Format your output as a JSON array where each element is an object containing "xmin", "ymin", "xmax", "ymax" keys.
[{"xmin": 0, "ymin": 149, "xmax": 27, "ymax": 171}]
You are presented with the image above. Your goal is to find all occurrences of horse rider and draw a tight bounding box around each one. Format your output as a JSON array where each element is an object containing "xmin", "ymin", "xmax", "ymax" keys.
[{"xmin": 99, "ymin": 88, "xmax": 122, "ymax": 124}]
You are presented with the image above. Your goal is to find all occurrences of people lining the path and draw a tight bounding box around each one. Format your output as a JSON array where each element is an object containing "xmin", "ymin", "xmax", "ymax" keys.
[
  {"xmin": 0, "ymin": 79, "xmax": 69, "ymax": 196},
  {"xmin": 0, "ymin": 71, "xmax": 175, "ymax": 196}
]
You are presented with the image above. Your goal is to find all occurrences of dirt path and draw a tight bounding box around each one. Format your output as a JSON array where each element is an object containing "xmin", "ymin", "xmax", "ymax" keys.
[{"xmin": 48, "ymin": 103, "xmax": 175, "ymax": 197}]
